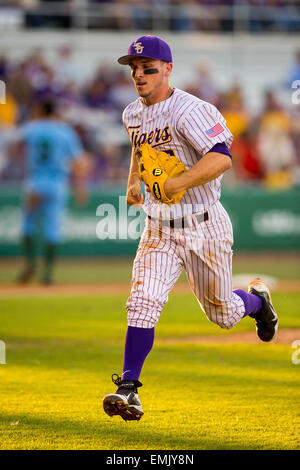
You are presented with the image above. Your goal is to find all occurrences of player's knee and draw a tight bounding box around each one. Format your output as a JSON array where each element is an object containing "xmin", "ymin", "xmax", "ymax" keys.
[
  {"xmin": 214, "ymin": 315, "xmax": 234, "ymax": 330},
  {"xmin": 126, "ymin": 308, "xmax": 159, "ymax": 328},
  {"xmin": 202, "ymin": 299, "xmax": 234, "ymax": 330},
  {"xmin": 210, "ymin": 310, "xmax": 234, "ymax": 329},
  {"xmin": 126, "ymin": 294, "xmax": 162, "ymax": 328}
]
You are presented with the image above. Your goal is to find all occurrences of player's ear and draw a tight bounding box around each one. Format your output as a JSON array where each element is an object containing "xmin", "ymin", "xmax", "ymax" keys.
[{"xmin": 163, "ymin": 62, "xmax": 173, "ymax": 77}]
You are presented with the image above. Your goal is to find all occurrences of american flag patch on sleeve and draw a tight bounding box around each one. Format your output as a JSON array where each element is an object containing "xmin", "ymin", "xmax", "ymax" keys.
[{"xmin": 205, "ymin": 122, "xmax": 225, "ymax": 138}]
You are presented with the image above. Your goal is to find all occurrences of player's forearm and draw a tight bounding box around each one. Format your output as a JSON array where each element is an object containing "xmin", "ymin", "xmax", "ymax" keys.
[
  {"xmin": 166, "ymin": 152, "xmax": 232, "ymax": 193},
  {"xmin": 127, "ymin": 149, "xmax": 140, "ymax": 189},
  {"xmin": 126, "ymin": 149, "xmax": 144, "ymax": 206}
]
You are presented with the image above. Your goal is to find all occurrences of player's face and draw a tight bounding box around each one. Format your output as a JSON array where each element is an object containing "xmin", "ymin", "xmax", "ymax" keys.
[{"xmin": 129, "ymin": 58, "xmax": 172, "ymax": 105}]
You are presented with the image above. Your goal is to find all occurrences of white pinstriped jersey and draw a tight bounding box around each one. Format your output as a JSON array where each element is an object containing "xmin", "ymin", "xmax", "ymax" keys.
[{"xmin": 123, "ymin": 88, "xmax": 233, "ymax": 219}]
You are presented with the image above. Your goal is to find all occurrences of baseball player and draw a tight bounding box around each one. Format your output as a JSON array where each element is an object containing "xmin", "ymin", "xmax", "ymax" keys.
[
  {"xmin": 103, "ymin": 36, "xmax": 278, "ymax": 421},
  {"xmin": 14, "ymin": 99, "xmax": 89, "ymax": 285}
]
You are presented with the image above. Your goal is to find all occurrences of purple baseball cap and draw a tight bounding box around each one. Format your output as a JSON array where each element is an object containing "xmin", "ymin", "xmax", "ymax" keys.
[{"xmin": 118, "ymin": 35, "xmax": 173, "ymax": 65}]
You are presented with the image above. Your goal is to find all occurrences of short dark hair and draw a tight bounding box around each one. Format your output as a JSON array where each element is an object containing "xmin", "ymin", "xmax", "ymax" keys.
[{"xmin": 39, "ymin": 99, "xmax": 56, "ymax": 116}]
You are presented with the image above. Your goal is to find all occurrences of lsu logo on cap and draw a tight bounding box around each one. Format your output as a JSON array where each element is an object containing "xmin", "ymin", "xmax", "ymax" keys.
[
  {"xmin": 153, "ymin": 168, "xmax": 162, "ymax": 176},
  {"xmin": 133, "ymin": 42, "xmax": 144, "ymax": 54}
]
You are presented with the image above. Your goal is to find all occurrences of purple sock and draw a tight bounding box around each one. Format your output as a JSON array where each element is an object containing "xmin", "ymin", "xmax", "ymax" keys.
[
  {"xmin": 122, "ymin": 326, "xmax": 155, "ymax": 381},
  {"xmin": 234, "ymin": 289, "xmax": 263, "ymax": 317}
]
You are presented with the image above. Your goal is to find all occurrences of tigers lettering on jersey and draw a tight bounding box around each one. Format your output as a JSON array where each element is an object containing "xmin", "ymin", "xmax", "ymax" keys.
[
  {"xmin": 128, "ymin": 125, "xmax": 172, "ymax": 148},
  {"xmin": 123, "ymin": 88, "xmax": 233, "ymax": 218}
]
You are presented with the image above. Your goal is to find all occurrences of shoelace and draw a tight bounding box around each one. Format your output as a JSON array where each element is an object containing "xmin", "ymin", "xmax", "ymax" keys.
[
  {"xmin": 111, "ymin": 373, "xmax": 143, "ymax": 390},
  {"xmin": 111, "ymin": 373, "xmax": 122, "ymax": 386}
]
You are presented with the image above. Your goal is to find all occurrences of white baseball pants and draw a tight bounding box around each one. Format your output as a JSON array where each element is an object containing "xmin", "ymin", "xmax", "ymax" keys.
[{"xmin": 126, "ymin": 201, "xmax": 245, "ymax": 329}]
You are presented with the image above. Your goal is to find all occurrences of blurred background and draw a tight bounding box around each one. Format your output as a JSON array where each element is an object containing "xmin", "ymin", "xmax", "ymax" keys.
[{"xmin": 0, "ymin": 0, "xmax": 299, "ymax": 266}]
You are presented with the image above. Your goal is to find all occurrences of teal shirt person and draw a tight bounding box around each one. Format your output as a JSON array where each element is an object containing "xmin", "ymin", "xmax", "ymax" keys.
[{"xmin": 15, "ymin": 99, "xmax": 86, "ymax": 285}]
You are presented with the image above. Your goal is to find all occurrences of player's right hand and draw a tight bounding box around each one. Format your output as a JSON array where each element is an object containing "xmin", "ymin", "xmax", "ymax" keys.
[{"xmin": 126, "ymin": 185, "xmax": 144, "ymax": 208}]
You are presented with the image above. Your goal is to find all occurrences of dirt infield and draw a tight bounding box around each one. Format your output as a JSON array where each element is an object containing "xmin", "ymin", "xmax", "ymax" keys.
[{"xmin": 0, "ymin": 279, "xmax": 299, "ymax": 297}]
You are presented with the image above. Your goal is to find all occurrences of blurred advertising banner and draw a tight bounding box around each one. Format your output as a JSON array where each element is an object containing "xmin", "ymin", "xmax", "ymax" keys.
[{"xmin": 0, "ymin": 187, "xmax": 299, "ymax": 256}]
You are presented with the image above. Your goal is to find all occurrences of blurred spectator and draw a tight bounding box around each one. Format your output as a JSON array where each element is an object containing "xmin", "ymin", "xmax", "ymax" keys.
[
  {"xmin": 269, "ymin": 0, "xmax": 300, "ymax": 33},
  {"xmin": 83, "ymin": 78, "xmax": 114, "ymax": 110},
  {"xmin": 259, "ymin": 89, "xmax": 291, "ymax": 133},
  {"xmin": 221, "ymin": 84, "xmax": 261, "ymax": 182},
  {"xmin": 130, "ymin": 0, "xmax": 153, "ymax": 31},
  {"xmin": 257, "ymin": 90, "xmax": 297, "ymax": 189},
  {"xmin": 23, "ymin": 48, "xmax": 50, "ymax": 92},
  {"xmin": 8, "ymin": 62, "xmax": 34, "ymax": 121},
  {"xmin": 222, "ymin": 84, "xmax": 251, "ymax": 139},
  {"xmin": 0, "ymin": 55, "xmax": 13, "ymax": 81},
  {"xmin": 290, "ymin": 107, "xmax": 300, "ymax": 164},
  {"xmin": 286, "ymin": 49, "xmax": 300, "ymax": 88},
  {"xmin": 24, "ymin": 0, "xmax": 73, "ymax": 29},
  {"xmin": 169, "ymin": 0, "xmax": 193, "ymax": 32},
  {"xmin": 184, "ymin": 62, "xmax": 219, "ymax": 105},
  {"xmin": 0, "ymin": 89, "xmax": 19, "ymax": 178},
  {"xmin": 0, "ymin": 91, "xmax": 18, "ymax": 127},
  {"xmin": 109, "ymin": 70, "xmax": 137, "ymax": 112},
  {"xmin": 193, "ymin": 0, "xmax": 223, "ymax": 33},
  {"xmin": 230, "ymin": 127, "xmax": 264, "ymax": 183},
  {"xmin": 54, "ymin": 44, "xmax": 83, "ymax": 85}
]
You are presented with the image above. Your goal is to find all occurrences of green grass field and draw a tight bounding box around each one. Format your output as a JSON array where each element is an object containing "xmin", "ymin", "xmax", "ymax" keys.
[{"xmin": 0, "ymin": 255, "xmax": 300, "ymax": 450}]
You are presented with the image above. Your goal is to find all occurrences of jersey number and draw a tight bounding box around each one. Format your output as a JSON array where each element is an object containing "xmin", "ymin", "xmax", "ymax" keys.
[{"xmin": 37, "ymin": 138, "xmax": 52, "ymax": 163}]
